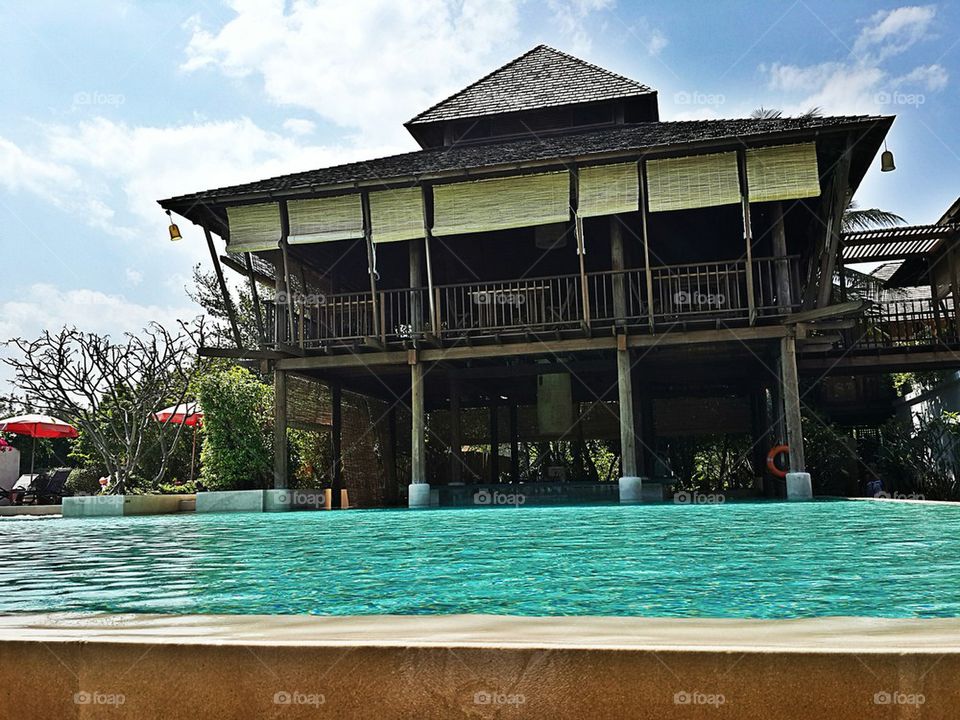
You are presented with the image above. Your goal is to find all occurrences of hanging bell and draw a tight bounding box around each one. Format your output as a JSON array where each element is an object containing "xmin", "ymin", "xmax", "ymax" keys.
[
  {"xmin": 880, "ymin": 149, "xmax": 896, "ymax": 172},
  {"xmin": 166, "ymin": 210, "xmax": 183, "ymax": 241}
]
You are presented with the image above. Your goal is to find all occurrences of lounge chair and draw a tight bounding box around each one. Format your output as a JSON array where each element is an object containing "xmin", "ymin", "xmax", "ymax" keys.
[
  {"xmin": 0, "ymin": 473, "xmax": 41, "ymax": 505},
  {"xmin": 22, "ymin": 468, "xmax": 71, "ymax": 505}
]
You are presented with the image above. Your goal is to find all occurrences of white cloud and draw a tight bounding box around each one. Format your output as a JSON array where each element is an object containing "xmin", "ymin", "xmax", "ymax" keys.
[
  {"xmin": 647, "ymin": 31, "xmax": 668, "ymax": 57},
  {"xmin": 182, "ymin": 0, "xmax": 526, "ymax": 143},
  {"xmin": 546, "ymin": 0, "xmax": 615, "ymax": 53},
  {"xmin": 125, "ymin": 268, "xmax": 143, "ymax": 286},
  {"xmin": 892, "ymin": 64, "xmax": 949, "ymax": 91},
  {"xmin": 282, "ymin": 118, "xmax": 316, "ymax": 136},
  {"xmin": 853, "ymin": 5, "xmax": 937, "ymax": 62}
]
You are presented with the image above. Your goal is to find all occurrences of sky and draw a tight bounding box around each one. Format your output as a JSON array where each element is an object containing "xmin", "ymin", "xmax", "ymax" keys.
[{"xmin": 0, "ymin": 0, "xmax": 957, "ymax": 393}]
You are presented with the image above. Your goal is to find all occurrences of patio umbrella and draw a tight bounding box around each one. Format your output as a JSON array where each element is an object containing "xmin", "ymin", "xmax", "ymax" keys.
[
  {"xmin": 0, "ymin": 414, "xmax": 78, "ymax": 476},
  {"xmin": 153, "ymin": 402, "xmax": 203, "ymax": 483}
]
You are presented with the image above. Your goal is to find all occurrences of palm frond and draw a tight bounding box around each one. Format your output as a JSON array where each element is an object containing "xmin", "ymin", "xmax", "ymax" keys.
[
  {"xmin": 842, "ymin": 200, "xmax": 906, "ymax": 232},
  {"xmin": 750, "ymin": 107, "xmax": 782, "ymax": 119}
]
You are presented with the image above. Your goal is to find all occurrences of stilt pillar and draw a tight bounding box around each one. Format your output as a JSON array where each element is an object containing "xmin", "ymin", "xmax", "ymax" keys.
[
  {"xmin": 408, "ymin": 355, "xmax": 431, "ymax": 507},
  {"xmin": 616, "ymin": 338, "xmax": 643, "ymax": 503},
  {"xmin": 273, "ymin": 368, "xmax": 288, "ymax": 489},
  {"xmin": 780, "ymin": 334, "xmax": 811, "ymax": 500}
]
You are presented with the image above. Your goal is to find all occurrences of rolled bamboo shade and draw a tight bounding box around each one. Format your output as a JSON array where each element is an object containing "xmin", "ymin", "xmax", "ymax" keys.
[
  {"xmin": 225, "ymin": 202, "xmax": 281, "ymax": 253},
  {"xmin": 432, "ymin": 171, "xmax": 570, "ymax": 236},
  {"xmin": 646, "ymin": 152, "xmax": 740, "ymax": 213},
  {"xmin": 746, "ymin": 143, "xmax": 821, "ymax": 203},
  {"xmin": 577, "ymin": 162, "xmax": 639, "ymax": 217},
  {"xmin": 369, "ymin": 187, "xmax": 425, "ymax": 243},
  {"xmin": 287, "ymin": 194, "xmax": 364, "ymax": 245}
]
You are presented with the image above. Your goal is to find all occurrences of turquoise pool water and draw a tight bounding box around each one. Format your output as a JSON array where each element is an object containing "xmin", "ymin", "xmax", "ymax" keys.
[{"xmin": 1, "ymin": 500, "xmax": 959, "ymax": 618}]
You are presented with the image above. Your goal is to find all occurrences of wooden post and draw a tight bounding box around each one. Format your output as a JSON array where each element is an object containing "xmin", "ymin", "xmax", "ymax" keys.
[
  {"xmin": 410, "ymin": 356, "xmax": 426, "ymax": 484},
  {"xmin": 948, "ymin": 247, "xmax": 960, "ymax": 340},
  {"xmin": 639, "ymin": 161, "xmax": 655, "ymax": 331},
  {"xmin": 510, "ymin": 404, "xmax": 520, "ymax": 483},
  {"xmin": 616, "ymin": 336, "xmax": 638, "ymax": 477},
  {"xmin": 816, "ymin": 137, "xmax": 853, "ymax": 309},
  {"xmin": 449, "ymin": 376, "xmax": 462, "ymax": 484},
  {"xmin": 737, "ymin": 150, "xmax": 757, "ymax": 325},
  {"xmin": 489, "ymin": 399, "xmax": 500, "ymax": 484},
  {"xmin": 930, "ymin": 257, "xmax": 942, "ymax": 340},
  {"xmin": 409, "ymin": 237, "xmax": 424, "ymax": 336},
  {"xmin": 575, "ymin": 214, "xmax": 591, "ymax": 330},
  {"xmin": 420, "ymin": 185, "xmax": 438, "ymax": 334},
  {"xmin": 273, "ymin": 369, "xmax": 288, "ymax": 489},
  {"xmin": 278, "ymin": 202, "xmax": 297, "ymax": 344},
  {"xmin": 780, "ymin": 334, "xmax": 805, "ymax": 473},
  {"xmin": 243, "ymin": 253, "xmax": 266, "ymax": 346},
  {"xmin": 610, "ymin": 215, "xmax": 627, "ymax": 324},
  {"xmin": 360, "ymin": 192, "xmax": 382, "ymax": 342},
  {"xmin": 771, "ymin": 202, "xmax": 792, "ymax": 311},
  {"xmin": 331, "ymin": 383, "xmax": 343, "ymax": 508},
  {"xmin": 204, "ymin": 228, "xmax": 244, "ymax": 348}
]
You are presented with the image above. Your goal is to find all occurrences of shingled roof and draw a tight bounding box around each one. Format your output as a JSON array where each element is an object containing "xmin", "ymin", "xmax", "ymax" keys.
[
  {"xmin": 405, "ymin": 44, "xmax": 654, "ymax": 126},
  {"xmin": 160, "ymin": 115, "xmax": 891, "ymax": 214}
]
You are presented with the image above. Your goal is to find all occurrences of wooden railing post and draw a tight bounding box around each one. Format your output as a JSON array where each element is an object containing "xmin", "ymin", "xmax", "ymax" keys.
[
  {"xmin": 737, "ymin": 151, "xmax": 757, "ymax": 325},
  {"xmin": 639, "ymin": 161, "xmax": 655, "ymax": 332}
]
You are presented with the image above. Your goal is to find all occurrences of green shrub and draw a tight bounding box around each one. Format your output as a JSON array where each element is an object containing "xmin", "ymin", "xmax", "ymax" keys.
[
  {"xmin": 197, "ymin": 366, "xmax": 274, "ymax": 490},
  {"xmin": 66, "ymin": 467, "xmax": 105, "ymax": 496}
]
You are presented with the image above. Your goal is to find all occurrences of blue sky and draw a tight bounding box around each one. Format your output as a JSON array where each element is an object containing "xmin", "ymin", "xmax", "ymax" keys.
[{"xmin": 0, "ymin": 1, "xmax": 957, "ymax": 391}]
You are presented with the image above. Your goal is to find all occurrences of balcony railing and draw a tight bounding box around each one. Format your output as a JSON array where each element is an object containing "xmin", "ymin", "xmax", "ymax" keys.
[
  {"xmin": 265, "ymin": 256, "xmax": 802, "ymax": 349},
  {"xmin": 842, "ymin": 298, "xmax": 959, "ymax": 351}
]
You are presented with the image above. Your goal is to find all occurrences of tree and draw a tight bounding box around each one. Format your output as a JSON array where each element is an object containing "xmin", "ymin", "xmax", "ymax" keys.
[
  {"xmin": 841, "ymin": 200, "xmax": 906, "ymax": 232},
  {"xmin": 196, "ymin": 366, "xmax": 274, "ymax": 490},
  {"xmin": 4, "ymin": 321, "xmax": 206, "ymax": 494},
  {"xmin": 187, "ymin": 264, "xmax": 264, "ymax": 349}
]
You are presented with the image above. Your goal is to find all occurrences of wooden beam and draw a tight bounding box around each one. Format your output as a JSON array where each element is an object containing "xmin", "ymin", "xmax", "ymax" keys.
[
  {"xmin": 410, "ymin": 358, "xmax": 426, "ymax": 484},
  {"xmin": 273, "ymin": 369, "xmax": 288, "ymax": 488},
  {"xmin": 639, "ymin": 160, "xmax": 655, "ymax": 332},
  {"xmin": 420, "ymin": 185, "xmax": 438, "ymax": 333},
  {"xmin": 799, "ymin": 351, "xmax": 960, "ymax": 374},
  {"xmin": 737, "ymin": 150, "xmax": 757, "ymax": 325},
  {"xmin": 360, "ymin": 192, "xmax": 383, "ymax": 343},
  {"xmin": 278, "ymin": 201, "xmax": 296, "ymax": 344},
  {"xmin": 610, "ymin": 215, "xmax": 627, "ymax": 325},
  {"xmin": 780, "ymin": 334, "xmax": 805, "ymax": 473},
  {"xmin": 204, "ymin": 228, "xmax": 244, "ymax": 348},
  {"xmin": 816, "ymin": 136, "xmax": 853, "ymax": 308},
  {"xmin": 783, "ymin": 300, "xmax": 868, "ymax": 324},
  {"xmin": 771, "ymin": 202, "xmax": 792, "ymax": 310},
  {"xmin": 410, "ymin": 236, "xmax": 425, "ymax": 337}
]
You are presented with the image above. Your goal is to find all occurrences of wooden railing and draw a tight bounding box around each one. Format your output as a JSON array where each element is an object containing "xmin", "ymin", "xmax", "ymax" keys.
[
  {"xmin": 265, "ymin": 257, "xmax": 802, "ymax": 348},
  {"xmin": 843, "ymin": 298, "xmax": 959, "ymax": 351}
]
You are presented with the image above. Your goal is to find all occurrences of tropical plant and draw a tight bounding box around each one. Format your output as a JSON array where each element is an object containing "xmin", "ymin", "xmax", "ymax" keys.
[{"xmin": 842, "ymin": 200, "xmax": 906, "ymax": 232}]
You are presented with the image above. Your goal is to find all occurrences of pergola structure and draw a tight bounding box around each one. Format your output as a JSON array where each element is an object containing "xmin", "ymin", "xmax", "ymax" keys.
[{"xmin": 161, "ymin": 45, "xmax": 897, "ymax": 506}]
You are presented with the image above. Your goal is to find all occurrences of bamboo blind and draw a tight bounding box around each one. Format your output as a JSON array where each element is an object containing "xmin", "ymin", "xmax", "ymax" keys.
[
  {"xmin": 746, "ymin": 143, "xmax": 821, "ymax": 203},
  {"xmin": 225, "ymin": 202, "xmax": 282, "ymax": 253},
  {"xmin": 287, "ymin": 194, "xmax": 364, "ymax": 245},
  {"xmin": 369, "ymin": 187, "xmax": 425, "ymax": 243},
  {"xmin": 432, "ymin": 171, "xmax": 570, "ymax": 236},
  {"xmin": 577, "ymin": 162, "xmax": 639, "ymax": 217},
  {"xmin": 646, "ymin": 152, "xmax": 740, "ymax": 213}
]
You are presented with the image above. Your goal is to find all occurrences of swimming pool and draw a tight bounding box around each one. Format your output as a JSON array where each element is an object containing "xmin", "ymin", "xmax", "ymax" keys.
[{"xmin": 2, "ymin": 500, "xmax": 959, "ymax": 618}]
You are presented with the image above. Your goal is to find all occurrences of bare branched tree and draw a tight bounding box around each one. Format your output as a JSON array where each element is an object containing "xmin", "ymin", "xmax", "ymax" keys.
[{"xmin": 4, "ymin": 320, "xmax": 206, "ymax": 493}]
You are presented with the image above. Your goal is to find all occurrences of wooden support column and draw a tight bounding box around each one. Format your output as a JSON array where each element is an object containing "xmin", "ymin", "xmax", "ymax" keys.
[
  {"xmin": 273, "ymin": 369, "xmax": 288, "ymax": 489},
  {"xmin": 610, "ymin": 215, "xmax": 627, "ymax": 324},
  {"xmin": 815, "ymin": 136, "xmax": 853, "ymax": 309},
  {"xmin": 639, "ymin": 161, "xmax": 655, "ymax": 332},
  {"xmin": 331, "ymin": 383, "xmax": 343, "ymax": 508},
  {"xmin": 930, "ymin": 258, "xmax": 942, "ymax": 340},
  {"xmin": 278, "ymin": 202, "xmax": 297, "ymax": 344},
  {"xmin": 771, "ymin": 202, "xmax": 792, "ymax": 311},
  {"xmin": 489, "ymin": 399, "xmax": 500, "ymax": 484},
  {"xmin": 243, "ymin": 253, "xmax": 266, "ymax": 346},
  {"xmin": 949, "ymin": 247, "xmax": 960, "ymax": 340},
  {"xmin": 204, "ymin": 228, "xmax": 244, "ymax": 348},
  {"xmin": 780, "ymin": 334, "xmax": 805, "ymax": 473},
  {"xmin": 737, "ymin": 150, "xmax": 757, "ymax": 325},
  {"xmin": 409, "ymin": 237, "xmax": 424, "ymax": 336},
  {"xmin": 510, "ymin": 404, "xmax": 520, "ymax": 483},
  {"xmin": 420, "ymin": 185, "xmax": 438, "ymax": 334},
  {"xmin": 449, "ymin": 377, "xmax": 462, "ymax": 485},
  {"xmin": 360, "ymin": 192, "xmax": 383, "ymax": 342},
  {"xmin": 616, "ymin": 336, "xmax": 638, "ymax": 477},
  {"xmin": 410, "ymin": 355, "xmax": 426, "ymax": 485}
]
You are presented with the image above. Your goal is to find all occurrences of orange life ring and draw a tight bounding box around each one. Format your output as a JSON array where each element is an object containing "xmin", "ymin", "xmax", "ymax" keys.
[{"xmin": 766, "ymin": 445, "xmax": 789, "ymax": 479}]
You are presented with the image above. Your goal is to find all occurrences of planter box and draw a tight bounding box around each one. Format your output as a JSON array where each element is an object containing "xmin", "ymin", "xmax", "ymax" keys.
[
  {"xmin": 62, "ymin": 494, "xmax": 196, "ymax": 518},
  {"xmin": 195, "ymin": 490, "xmax": 265, "ymax": 514}
]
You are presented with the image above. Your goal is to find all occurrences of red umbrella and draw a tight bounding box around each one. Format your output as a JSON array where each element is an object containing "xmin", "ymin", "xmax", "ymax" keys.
[
  {"xmin": 0, "ymin": 414, "xmax": 78, "ymax": 475},
  {"xmin": 153, "ymin": 402, "xmax": 203, "ymax": 482}
]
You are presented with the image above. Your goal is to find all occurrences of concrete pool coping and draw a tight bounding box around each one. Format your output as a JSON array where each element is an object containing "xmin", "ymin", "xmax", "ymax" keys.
[{"xmin": 3, "ymin": 614, "xmax": 959, "ymax": 718}]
